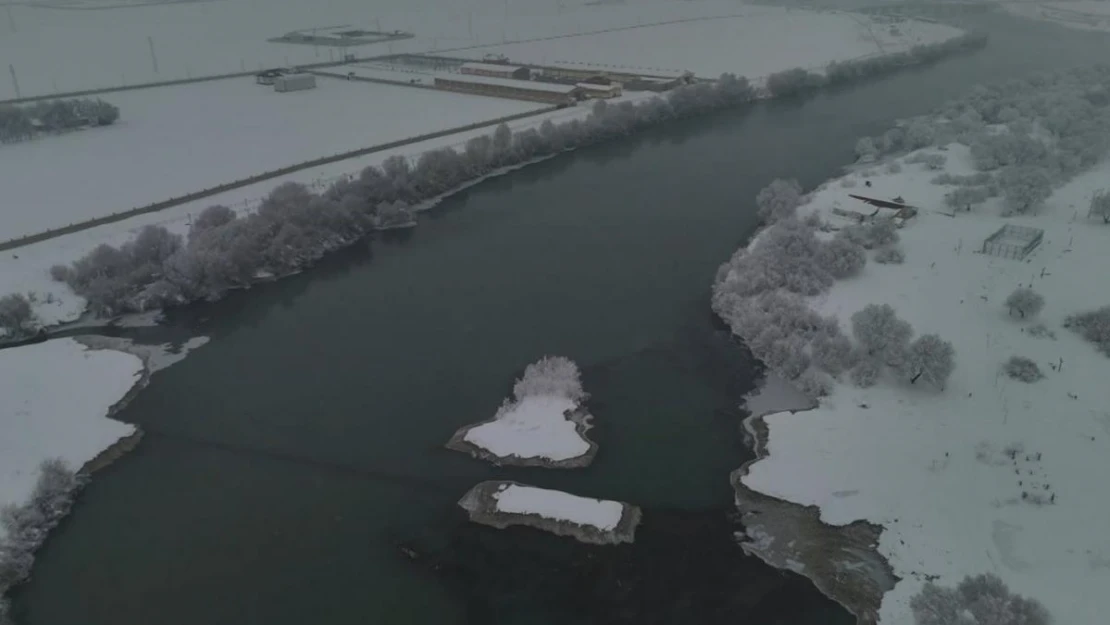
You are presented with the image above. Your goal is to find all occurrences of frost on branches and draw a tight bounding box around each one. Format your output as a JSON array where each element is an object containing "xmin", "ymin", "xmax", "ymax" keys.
[
  {"xmin": 1064, "ymin": 305, "xmax": 1110, "ymax": 356},
  {"xmin": 1005, "ymin": 287, "xmax": 1045, "ymax": 319},
  {"xmin": 755, "ymin": 179, "xmax": 803, "ymax": 223},
  {"xmin": 512, "ymin": 356, "xmax": 585, "ymax": 403},
  {"xmin": 910, "ymin": 573, "xmax": 1051, "ymax": 625}
]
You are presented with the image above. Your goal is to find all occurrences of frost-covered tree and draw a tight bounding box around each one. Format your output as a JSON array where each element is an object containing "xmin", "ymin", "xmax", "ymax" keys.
[
  {"xmin": 512, "ymin": 356, "xmax": 584, "ymax": 402},
  {"xmin": 812, "ymin": 333, "xmax": 856, "ymax": 375},
  {"xmin": 875, "ymin": 245, "xmax": 905, "ymax": 264},
  {"xmin": 837, "ymin": 218, "xmax": 898, "ymax": 251},
  {"xmin": 1000, "ymin": 166, "xmax": 1053, "ymax": 214},
  {"xmin": 850, "ymin": 358, "xmax": 880, "ymax": 388},
  {"xmin": 765, "ymin": 67, "xmax": 825, "ymax": 97},
  {"xmin": 1090, "ymin": 189, "xmax": 1110, "ymax": 223},
  {"xmin": 1004, "ymin": 356, "xmax": 1043, "ymax": 383},
  {"xmin": 191, "ymin": 204, "xmax": 236, "ymax": 235},
  {"xmin": 1005, "ymin": 287, "xmax": 1044, "ymax": 318},
  {"xmin": 818, "ymin": 236, "xmax": 867, "ymax": 278},
  {"xmin": 1064, "ymin": 305, "xmax": 1110, "ymax": 356},
  {"xmin": 911, "ymin": 573, "xmax": 1052, "ymax": 625},
  {"xmin": 886, "ymin": 161, "xmax": 903, "ymax": 174},
  {"xmin": 944, "ymin": 185, "xmax": 991, "ymax": 210},
  {"xmin": 856, "ymin": 137, "xmax": 879, "ymax": 161},
  {"xmin": 374, "ymin": 201, "xmax": 414, "ymax": 229},
  {"xmin": 795, "ymin": 368, "xmax": 832, "ymax": 399},
  {"xmin": 904, "ymin": 120, "xmax": 936, "ymax": 149},
  {"xmin": 0, "ymin": 294, "xmax": 34, "ymax": 336},
  {"xmin": 852, "ymin": 303, "xmax": 912, "ymax": 361},
  {"xmin": 755, "ymin": 178, "xmax": 803, "ymax": 223},
  {"xmin": 902, "ymin": 333, "xmax": 955, "ymax": 389}
]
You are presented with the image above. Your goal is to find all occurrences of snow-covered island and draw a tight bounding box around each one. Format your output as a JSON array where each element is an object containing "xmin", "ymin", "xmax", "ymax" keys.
[
  {"xmin": 714, "ymin": 66, "xmax": 1110, "ymax": 624},
  {"xmin": 0, "ymin": 338, "xmax": 147, "ymax": 619},
  {"xmin": 447, "ymin": 356, "xmax": 597, "ymax": 468},
  {"xmin": 458, "ymin": 481, "xmax": 641, "ymax": 545}
]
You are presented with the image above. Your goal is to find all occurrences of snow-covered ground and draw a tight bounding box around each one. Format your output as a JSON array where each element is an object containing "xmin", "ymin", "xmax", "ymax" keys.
[
  {"xmin": 1002, "ymin": 1, "xmax": 1110, "ymax": 33},
  {"xmin": 741, "ymin": 144, "xmax": 1110, "ymax": 624},
  {"xmin": 452, "ymin": 8, "xmax": 961, "ymax": 79},
  {"xmin": 0, "ymin": 338, "xmax": 144, "ymax": 536},
  {"xmin": 493, "ymin": 482, "xmax": 623, "ymax": 531},
  {"xmin": 0, "ymin": 75, "xmax": 544, "ymax": 240},
  {"xmin": 0, "ymin": 0, "xmax": 959, "ymax": 100},
  {"xmin": 462, "ymin": 395, "xmax": 590, "ymax": 461}
]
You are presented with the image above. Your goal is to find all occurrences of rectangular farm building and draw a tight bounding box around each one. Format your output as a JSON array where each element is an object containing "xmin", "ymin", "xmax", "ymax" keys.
[
  {"xmin": 274, "ymin": 73, "xmax": 316, "ymax": 92},
  {"xmin": 459, "ymin": 62, "xmax": 530, "ymax": 80},
  {"xmin": 575, "ymin": 82, "xmax": 622, "ymax": 99},
  {"xmin": 434, "ymin": 74, "xmax": 578, "ymax": 105}
]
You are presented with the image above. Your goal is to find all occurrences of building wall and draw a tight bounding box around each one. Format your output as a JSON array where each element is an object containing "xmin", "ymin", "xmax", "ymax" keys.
[{"xmin": 433, "ymin": 77, "xmax": 574, "ymax": 105}]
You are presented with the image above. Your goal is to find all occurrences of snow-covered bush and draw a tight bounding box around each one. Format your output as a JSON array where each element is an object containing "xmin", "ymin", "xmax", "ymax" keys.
[
  {"xmin": 191, "ymin": 204, "xmax": 237, "ymax": 235},
  {"xmin": 1004, "ymin": 356, "xmax": 1043, "ymax": 383},
  {"xmin": 0, "ymin": 460, "xmax": 84, "ymax": 604},
  {"xmin": 852, "ymin": 303, "xmax": 912, "ymax": 362},
  {"xmin": 856, "ymin": 137, "xmax": 879, "ymax": 161},
  {"xmin": 512, "ymin": 356, "xmax": 584, "ymax": 402},
  {"xmin": 841, "ymin": 178, "xmax": 858, "ymax": 188},
  {"xmin": 0, "ymin": 98, "xmax": 120, "ymax": 144},
  {"xmin": 765, "ymin": 67, "xmax": 825, "ymax": 97},
  {"xmin": 933, "ymin": 172, "xmax": 993, "ymax": 186},
  {"xmin": 818, "ymin": 236, "xmax": 867, "ymax": 278},
  {"xmin": 1000, "ymin": 166, "xmax": 1054, "ymax": 214},
  {"xmin": 886, "ymin": 161, "xmax": 903, "ymax": 174},
  {"xmin": 836, "ymin": 218, "xmax": 898, "ymax": 250},
  {"xmin": 944, "ymin": 185, "xmax": 992, "ymax": 210},
  {"xmin": 716, "ymin": 220, "xmax": 834, "ymax": 298},
  {"xmin": 375, "ymin": 201, "xmax": 415, "ymax": 229},
  {"xmin": 906, "ymin": 152, "xmax": 946, "ymax": 170},
  {"xmin": 0, "ymin": 294, "xmax": 35, "ymax": 336},
  {"xmin": 901, "ymin": 333, "xmax": 956, "ymax": 389},
  {"xmin": 850, "ymin": 358, "xmax": 880, "ymax": 388},
  {"xmin": 795, "ymin": 368, "xmax": 832, "ymax": 399},
  {"xmin": 1005, "ymin": 287, "xmax": 1045, "ymax": 319},
  {"xmin": 812, "ymin": 333, "xmax": 856, "ymax": 375},
  {"xmin": 1090, "ymin": 189, "xmax": 1110, "ymax": 223},
  {"xmin": 1064, "ymin": 305, "xmax": 1110, "ymax": 356},
  {"xmin": 1027, "ymin": 323, "xmax": 1056, "ymax": 340},
  {"xmin": 910, "ymin": 572, "xmax": 1051, "ymax": 625},
  {"xmin": 904, "ymin": 121, "xmax": 936, "ymax": 150},
  {"xmin": 755, "ymin": 179, "xmax": 803, "ymax": 223},
  {"xmin": 874, "ymin": 245, "xmax": 905, "ymax": 264}
]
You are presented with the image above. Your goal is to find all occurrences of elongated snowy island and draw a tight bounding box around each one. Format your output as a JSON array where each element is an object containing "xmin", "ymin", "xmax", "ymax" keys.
[
  {"xmin": 446, "ymin": 356, "xmax": 598, "ymax": 468},
  {"xmin": 459, "ymin": 481, "xmax": 641, "ymax": 545}
]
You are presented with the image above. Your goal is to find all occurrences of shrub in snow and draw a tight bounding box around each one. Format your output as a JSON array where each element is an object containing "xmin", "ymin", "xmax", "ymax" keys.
[
  {"xmin": 191, "ymin": 204, "xmax": 236, "ymax": 234},
  {"xmin": 852, "ymin": 303, "xmax": 912, "ymax": 362},
  {"xmin": 933, "ymin": 172, "xmax": 993, "ymax": 187},
  {"xmin": 764, "ymin": 335, "xmax": 811, "ymax": 380},
  {"xmin": 756, "ymin": 179, "xmax": 803, "ymax": 223},
  {"xmin": 795, "ymin": 368, "xmax": 832, "ymax": 399},
  {"xmin": 1064, "ymin": 305, "xmax": 1110, "ymax": 356},
  {"xmin": 512, "ymin": 356, "xmax": 585, "ymax": 402},
  {"xmin": 856, "ymin": 137, "xmax": 879, "ymax": 161},
  {"xmin": 1000, "ymin": 166, "xmax": 1054, "ymax": 214},
  {"xmin": 874, "ymin": 245, "xmax": 905, "ymax": 264},
  {"xmin": 0, "ymin": 460, "xmax": 83, "ymax": 599},
  {"xmin": 802, "ymin": 211, "xmax": 825, "ymax": 229},
  {"xmin": 886, "ymin": 161, "xmax": 903, "ymax": 174},
  {"xmin": 837, "ymin": 218, "xmax": 898, "ymax": 250},
  {"xmin": 0, "ymin": 294, "xmax": 35, "ymax": 336},
  {"xmin": 1090, "ymin": 189, "xmax": 1110, "ymax": 223},
  {"xmin": 765, "ymin": 67, "xmax": 825, "ymax": 97},
  {"xmin": 841, "ymin": 178, "xmax": 858, "ymax": 188},
  {"xmin": 904, "ymin": 121, "xmax": 936, "ymax": 150},
  {"xmin": 969, "ymin": 131, "xmax": 1048, "ymax": 171},
  {"xmin": 1005, "ymin": 287, "xmax": 1045, "ymax": 319},
  {"xmin": 901, "ymin": 333, "xmax": 956, "ymax": 389},
  {"xmin": 911, "ymin": 572, "xmax": 1051, "ymax": 625},
  {"xmin": 1004, "ymin": 356, "xmax": 1043, "ymax": 383},
  {"xmin": 818, "ymin": 236, "xmax": 867, "ymax": 278},
  {"xmin": 375, "ymin": 201, "xmax": 415, "ymax": 229},
  {"xmin": 944, "ymin": 185, "xmax": 991, "ymax": 210},
  {"xmin": 906, "ymin": 152, "xmax": 946, "ymax": 170},
  {"xmin": 716, "ymin": 220, "xmax": 833, "ymax": 298},
  {"xmin": 850, "ymin": 358, "xmax": 880, "ymax": 388},
  {"xmin": 1027, "ymin": 323, "xmax": 1056, "ymax": 340},
  {"xmin": 812, "ymin": 333, "xmax": 856, "ymax": 376}
]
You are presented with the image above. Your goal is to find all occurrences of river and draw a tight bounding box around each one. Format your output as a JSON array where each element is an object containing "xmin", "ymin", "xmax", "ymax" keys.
[{"xmin": 11, "ymin": 10, "xmax": 1110, "ymax": 625}]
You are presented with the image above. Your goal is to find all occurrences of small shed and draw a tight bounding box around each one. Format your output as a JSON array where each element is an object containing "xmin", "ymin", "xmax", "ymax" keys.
[
  {"xmin": 460, "ymin": 62, "xmax": 530, "ymax": 80},
  {"xmin": 575, "ymin": 82, "xmax": 622, "ymax": 99},
  {"xmin": 255, "ymin": 69, "xmax": 285, "ymax": 85},
  {"xmin": 274, "ymin": 73, "xmax": 317, "ymax": 92}
]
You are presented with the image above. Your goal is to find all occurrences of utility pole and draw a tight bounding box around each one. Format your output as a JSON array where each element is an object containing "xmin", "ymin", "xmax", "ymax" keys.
[
  {"xmin": 147, "ymin": 35, "xmax": 159, "ymax": 74},
  {"xmin": 8, "ymin": 64, "xmax": 20, "ymax": 99}
]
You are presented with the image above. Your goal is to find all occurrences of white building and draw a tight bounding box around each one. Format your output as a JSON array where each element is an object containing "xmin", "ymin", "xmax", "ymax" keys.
[{"xmin": 274, "ymin": 73, "xmax": 317, "ymax": 92}]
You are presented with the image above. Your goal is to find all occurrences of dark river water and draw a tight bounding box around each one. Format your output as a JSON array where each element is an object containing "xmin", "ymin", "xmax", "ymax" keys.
[{"xmin": 12, "ymin": 10, "xmax": 1110, "ymax": 625}]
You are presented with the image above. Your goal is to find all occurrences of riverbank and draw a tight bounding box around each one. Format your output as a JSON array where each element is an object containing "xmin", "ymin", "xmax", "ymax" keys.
[{"xmin": 721, "ymin": 67, "xmax": 1110, "ymax": 623}]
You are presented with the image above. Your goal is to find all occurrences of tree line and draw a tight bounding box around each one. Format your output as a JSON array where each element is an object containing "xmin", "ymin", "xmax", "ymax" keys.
[
  {"xmin": 0, "ymin": 98, "xmax": 120, "ymax": 144},
  {"xmin": 0, "ymin": 29, "xmax": 989, "ymax": 337}
]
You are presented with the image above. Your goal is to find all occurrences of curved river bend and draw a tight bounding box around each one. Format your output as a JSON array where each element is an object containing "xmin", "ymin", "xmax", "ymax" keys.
[{"xmin": 13, "ymin": 11, "xmax": 1110, "ymax": 625}]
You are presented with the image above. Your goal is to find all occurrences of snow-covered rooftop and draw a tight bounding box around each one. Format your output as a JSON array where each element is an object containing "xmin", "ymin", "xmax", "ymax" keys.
[
  {"xmin": 493, "ymin": 483, "xmax": 624, "ymax": 531},
  {"xmin": 436, "ymin": 73, "xmax": 579, "ymax": 94},
  {"xmin": 460, "ymin": 61, "xmax": 527, "ymax": 74}
]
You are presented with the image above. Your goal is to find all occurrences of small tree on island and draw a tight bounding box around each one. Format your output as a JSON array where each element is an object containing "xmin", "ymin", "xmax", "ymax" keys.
[
  {"xmin": 1090, "ymin": 189, "xmax": 1110, "ymax": 223},
  {"xmin": 1005, "ymin": 287, "xmax": 1045, "ymax": 319}
]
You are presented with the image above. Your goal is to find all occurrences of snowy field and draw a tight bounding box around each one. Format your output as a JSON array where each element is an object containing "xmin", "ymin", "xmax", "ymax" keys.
[
  {"xmin": 0, "ymin": 75, "xmax": 544, "ymax": 240},
  {"xmin": 1002, "ymin": 1, "xmax": 1110, "ymax": 32},
  {"xmin": 493, "ymin": 483, "xmax": 623, "ymax": 531},
  {"xmin": 742, "ymin": 144, "xmax": 1110, "ymax": 624},
  {"xmin": 0, "ymin": 339, "xmax": 144, "ymax": 536},
  {"xmin": 0, "ymin": 0, "xmax": 960, "ymax": 100},
  {"xmin": 453, "ymin": 8, "xmax": 961, "ymax": 79},
  {"xmin": 463, "ymin": 395, "xmax": 590, "ymax": 461}
]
